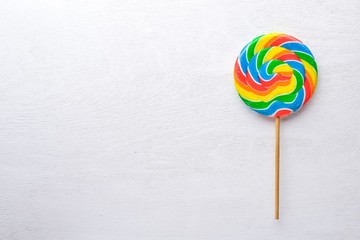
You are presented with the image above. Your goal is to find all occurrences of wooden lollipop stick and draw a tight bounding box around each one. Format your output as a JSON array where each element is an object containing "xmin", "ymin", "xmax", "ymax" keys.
[{"xmin": 275, "ymin": 116, "xmax": 280, "ymax": 219}]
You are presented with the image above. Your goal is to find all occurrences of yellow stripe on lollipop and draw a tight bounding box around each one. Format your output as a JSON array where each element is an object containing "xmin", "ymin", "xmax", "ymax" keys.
[
  {"xmin": 273, "ymin": 64, "xmax": 293, "ymax": 76},
  {"xmin": 302, "ymin": 61, "xmax": 317, "ymax": 89},
  {"xmin": 254, "ymin": 33, "xmax": 281, "ymax": 53},
  {"xmin": 234, "ymin": 75, "xmax": 297, "ymax": 102},
  {"xmin": 263, "ymin": 47, "xmax": 291, "ymax": 62}
]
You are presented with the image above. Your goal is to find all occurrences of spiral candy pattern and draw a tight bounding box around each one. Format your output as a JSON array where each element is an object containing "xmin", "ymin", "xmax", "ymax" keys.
[{"xmin": 234, "ymin": 33, "xmax": 317, "ymax": 117}]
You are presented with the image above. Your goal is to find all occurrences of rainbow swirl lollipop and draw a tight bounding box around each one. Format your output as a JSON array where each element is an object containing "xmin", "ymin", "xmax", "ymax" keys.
[
  {"xmin": 233, "ymin": 33, "xmax": 318, "ymax": 219},
  {"xmin": 234, "ymin": 33, "xmax": 317, "ymax": 117}
]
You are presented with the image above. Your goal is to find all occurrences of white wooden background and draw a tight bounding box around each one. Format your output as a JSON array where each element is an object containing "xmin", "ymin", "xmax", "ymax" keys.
[{"xmin": 1, "ymin": 0, "xmax": 359, "ymax": 239}]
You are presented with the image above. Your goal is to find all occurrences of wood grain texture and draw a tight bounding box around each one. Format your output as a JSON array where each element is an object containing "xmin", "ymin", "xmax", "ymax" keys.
[{"xmin": 0, "ymin": 0, "xmax": 360, "ymax": 239}]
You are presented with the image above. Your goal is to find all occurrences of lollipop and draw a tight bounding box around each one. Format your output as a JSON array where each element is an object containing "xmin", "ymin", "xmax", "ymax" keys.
[{"xmin": 234, "ymin": 33, "xmax": 318, "ymax": 219}]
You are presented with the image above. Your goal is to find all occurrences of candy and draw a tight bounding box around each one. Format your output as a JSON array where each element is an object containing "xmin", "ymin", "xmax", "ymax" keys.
[{"xmin": 234, "ymin": 33, "xmax": 318, "ymax": 117}]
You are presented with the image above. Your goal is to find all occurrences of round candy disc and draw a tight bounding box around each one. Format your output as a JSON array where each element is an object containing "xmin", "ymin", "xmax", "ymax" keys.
[{"xmin": 234, "ymin": 33, "xmax": 317, "ymax": 117}]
